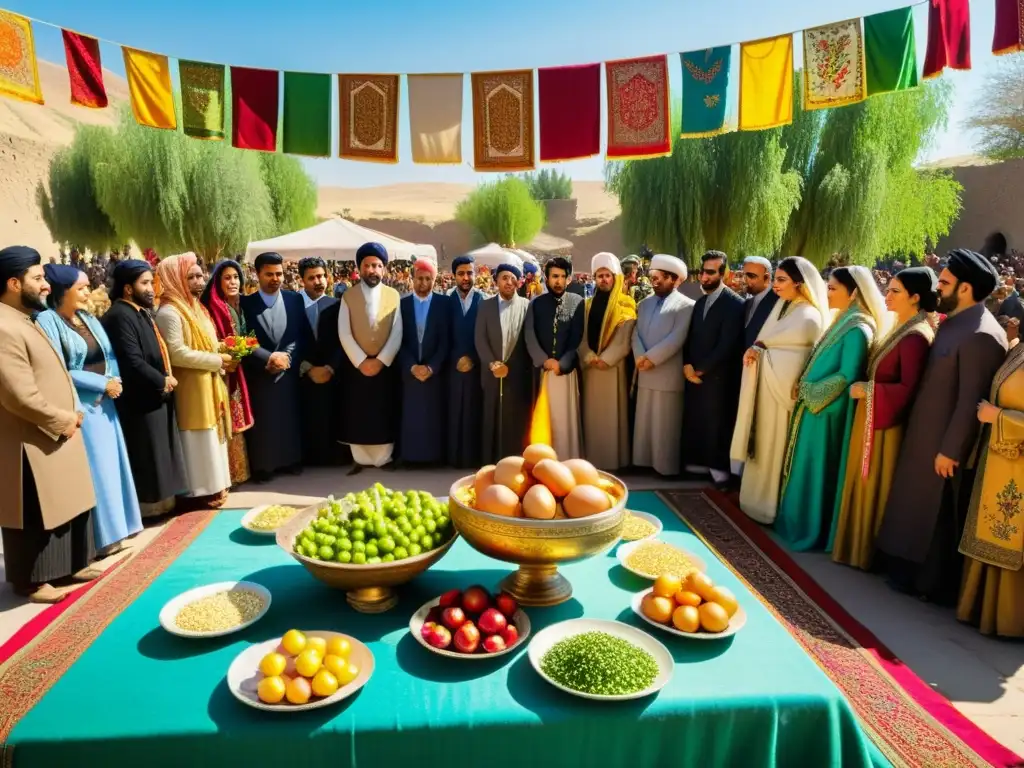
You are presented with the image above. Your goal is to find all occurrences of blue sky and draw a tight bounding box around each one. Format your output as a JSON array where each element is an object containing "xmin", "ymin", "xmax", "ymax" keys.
[{"xmin": 8, "ymin": 0, "xmax": 997, "ymax": 187}]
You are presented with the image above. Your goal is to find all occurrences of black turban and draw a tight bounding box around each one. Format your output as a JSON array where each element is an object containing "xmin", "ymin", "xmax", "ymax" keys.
[
  {"xmin": 356, "ymin": 242, "xmax": 388, "ymax": 267},
  {"xmin": 111, "ymin": 259, "xmax": 153, "ymax": 300},
  {"xmin": 946, "ymin": 248, "xmax": 999, "ymax": 300},
  {"xmin": 0, "ymin": 245, "xmax": 41, "ymax": 286},
  {"xmin": 893, "ymin": 267, "xmax": 939, "ymax": 313},
  {"xmin": 495, "ymin": 263, "xmax": 522, "ymax": 280},
  {"xmin": 452, "ymin": 255, "xmax": 474, "ymax": 270}
]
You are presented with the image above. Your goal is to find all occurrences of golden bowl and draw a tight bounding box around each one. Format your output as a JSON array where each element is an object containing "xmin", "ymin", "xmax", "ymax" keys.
[
  {"xmin": 448, "ymin": 472, "xmax": 627, "ymax": 607},
  {"xmin": 275, "ymin": 498, "xmax": 458, "ymax": 614}
]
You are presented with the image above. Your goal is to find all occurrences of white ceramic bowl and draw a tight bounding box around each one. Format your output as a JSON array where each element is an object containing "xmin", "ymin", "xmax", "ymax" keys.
[
  {"xmin": 630, "ymin": 587, "xmax": 747, "ymax": 640},
  {"xmin": 527, "ymin": 618, "xmax": 673, "ymax": 701},
  {"xmin": 241, "ymin": 504, "xmax": 299, "ymax": 536},
  {"xmin": 616, "ymin": 539, "xmax": 708, "ymax": 580},
  {"xmin": 227, "ymin": 630, "xmax": 374, "ymax": 712},
  {"xmin": 159, "ymin": 581, "xmax": 272, "ymax": 639},
  {"xmin": 408, "ymin": 597, "xmax": 531, "ymax": 659},
  {"xmin": 618, "ymin": 510, "xmax": 663, "ymax": 543}
]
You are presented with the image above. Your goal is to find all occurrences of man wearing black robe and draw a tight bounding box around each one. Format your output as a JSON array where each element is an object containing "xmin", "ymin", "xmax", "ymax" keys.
[
  {"xmin": 101, "ymin": 260, "xmax": 187, "ymax": 517},
  {"xmin": 446, "ymin": 255, "xmax": 485, "ymax": 468}
]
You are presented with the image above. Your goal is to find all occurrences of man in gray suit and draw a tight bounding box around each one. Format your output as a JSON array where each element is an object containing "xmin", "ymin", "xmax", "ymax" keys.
[
  {"xmin": 631, "ymin": 254, "xmax": 695, "ymax": 477},
  {"xmin": 474, "ymin": 263, "xmax": 533, "ymax": 464}
]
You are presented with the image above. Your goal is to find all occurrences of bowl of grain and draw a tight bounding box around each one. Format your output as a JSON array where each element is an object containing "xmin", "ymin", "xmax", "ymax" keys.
[
  {"xmin": 159, "ymin": 581, "xmax": 271, "ymax": 639},
  {"xmin": 616, "ymin": 539, "xmax": 707, "ymax": 580},
  {"xmin": 619, "ymin": 510, "xmax": 662, "ymax": 543},
  {"xmin": 241, "ymin": 504, "xmax": 299, "ymax": 536}
]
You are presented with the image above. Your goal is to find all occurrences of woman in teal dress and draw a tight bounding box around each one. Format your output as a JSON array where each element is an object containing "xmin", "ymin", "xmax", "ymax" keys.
[{"xmin": 776, "ymin": 266, "xmax": 888, "ymax": 551}]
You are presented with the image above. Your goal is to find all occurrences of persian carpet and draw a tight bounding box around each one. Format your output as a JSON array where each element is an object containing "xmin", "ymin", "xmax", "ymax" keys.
[
  {"xmin": 471, "ymin": 69, "xmax": 535, "ymax": 171},
  {"xmin": 338, "ymin": 73, "xmax": 400, "ymax": 163},
  {"xmin": 0, "ymin": 511, "xmax": 215, "ymax": 760},
  {"xmin": 660, "ymin": 489, "xmax": 1024, "ymax": 768}
]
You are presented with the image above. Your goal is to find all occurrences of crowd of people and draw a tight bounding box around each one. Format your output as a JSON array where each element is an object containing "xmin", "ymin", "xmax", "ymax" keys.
[{"xmin": 2, "ymin": 241, "xmax": 1021, "ymax": 642}]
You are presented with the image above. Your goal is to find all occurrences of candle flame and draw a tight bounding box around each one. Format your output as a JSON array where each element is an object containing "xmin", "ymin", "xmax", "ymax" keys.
[{"xmin": 529, "ymin": 373, "xmax": 552, "ymax": 447}]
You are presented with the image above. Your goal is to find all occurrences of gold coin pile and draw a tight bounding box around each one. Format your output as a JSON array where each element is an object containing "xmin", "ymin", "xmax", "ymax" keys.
[
  {"xmin": 625, "ymin": 541, "xmax": 696, "ymax": 579},
  {"xmin": 174, "ymin": 590, "xmax": 265, "ymax": 632}
]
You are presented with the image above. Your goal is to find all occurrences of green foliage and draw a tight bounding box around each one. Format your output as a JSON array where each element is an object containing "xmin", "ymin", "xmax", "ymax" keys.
[
  {"xmin": 519, "ymin": 169, "xmax": 574, "ymax": 200},
  {"xmin": 456, "ymin": 177, "xmax": 546, "ymax": 247},
  {"xmin": 966, "ymin": 53, "xmax": 1024, "ymax": 161}
]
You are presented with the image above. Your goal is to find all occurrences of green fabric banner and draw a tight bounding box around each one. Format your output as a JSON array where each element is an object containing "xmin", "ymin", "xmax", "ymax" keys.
[
  {"xmin": 179, "ymin": 60, "xmax": 225, "ymax": 140},
  {"xmin": 680, "ymin": 46, "xmax": 731, "ymax": 138},
  {"xmin": 864, "ymin": 7, "xmax": 919, "ymax": 96},
  {"xmin": 283, "ymin": 71, "xmax": 331, "ymax": 157}
]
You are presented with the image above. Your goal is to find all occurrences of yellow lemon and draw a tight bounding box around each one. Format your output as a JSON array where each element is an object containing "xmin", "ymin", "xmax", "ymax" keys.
[
  {"xmin": 294, "ymin": 648, "xmax": 322, "ymax": 678},
  {"xmin": 336, "ymin": 661, "xmax": 360, "ymax": 685},
  {"xmin": 326, "ymin": 636, "xmax": 352, "ymax": 659},
  {"xmin": 285, "ymin": 675, "xmax": 312, "ymax": 704},
  {"xmin": 322, "ymin": 654, "xmax": 347, "ymax": 679},
  {"xmin": 257, "ymin": 675, "xmax": 286, "ymax": 704},
  {"xmin": 281, "ymin": 629, "xmax": 307, "ymax": 656},
  {"xmin": 305, "ymin": 636, "xmax": 327, "ymax": 658},
  {"xmin": 258, "ymin": 652, "xmax": 287, "ymax": 677},
  {"xmin": 311, "ymin": 669, "xmax": 339, "ymax": 697}
]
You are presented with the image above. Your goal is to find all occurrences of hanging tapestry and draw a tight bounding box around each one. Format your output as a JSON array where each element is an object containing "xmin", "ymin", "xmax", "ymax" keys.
[
  {"xmin": 284, "ymin": 72, "xmax": 331, "ymax": 157},
  {"xmin": 0, "ymin": 11, "xmax": 42, "ymax": 105},
  {"xmin": 993, "ymin": 0, "xmax": 1024, "ymax": 54},
  {"xmin": 471, "ymin": 69, "xmax": 535, "ymax": 171},
  {"xmin": 864, "ymin": 7, "xmax": 919, "ymax": 95},
  {"xmin": 605, "ymin": 55, "xmax": 671, "ymax": 159},
  {"xmin": 538, "ymin": 63, "xmax": 600, "ymax": 161},
  {"xmin": 923, "ymin": 0, "xmax": 971, "ymax": 78},
  {"xmin": 338, "ymin": 74, "xmax": 400, "ymax": 163},
  {"xmin": 232, "ymin": 66, "xmax": 278, "ymax": 152},
  {"xmin": 803, "ymin": 19, "xmax": 865, "ymax": 110},
  {"xmin": 122, "ymin": 47, "xmax": 176, "ymax": 129},
  {"xmin": 679, "ymin": 47, "xmax": 731, "ymax": 138},
  {"xmin": 739, "ymin": 35, "xmax": 793, "ymax": 131},
  {"xmin": 408, "ymin": 74, "xmax": 463, "ymax": 164},
  {"xmin": 62, "ymin": 30, "xmax": 106, "ymax": 108},
  {"xmin": 179, "ymin": 60, "xmax": 225, "ymax": 140}
]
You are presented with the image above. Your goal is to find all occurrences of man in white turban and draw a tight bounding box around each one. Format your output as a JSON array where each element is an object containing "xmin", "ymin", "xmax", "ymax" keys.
[{"xmin": 631, "ymin": 255, "xmax": 695, "ymax": 476}]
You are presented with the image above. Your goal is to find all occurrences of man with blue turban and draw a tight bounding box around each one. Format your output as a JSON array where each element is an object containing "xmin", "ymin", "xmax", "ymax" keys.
[{"xmin": 446, "ymin": 255, "xmax": 485, "ymax": 467}]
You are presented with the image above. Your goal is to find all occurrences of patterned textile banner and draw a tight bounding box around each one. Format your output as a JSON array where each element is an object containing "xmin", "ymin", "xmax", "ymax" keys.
[
  {"xmin": 680, "ymin": 47, "xmax": 731, "ymax": 138},
  {"xmin": 605, "ymin": 55, "xmax": 671, "ymax": 159},
  {"xmin": 993, "ymin": 0, "xmax": 1024, "ymax": 54},
  {"xmin": 179, "ymin": 60, "xmax": 224, "ymax": 140},
  {"xmin": 864, "ymin": 7, "xmax": 919, "ymax": 96},
  {"xmin": 338, "ymin": 74, "xmax": 400, "ymax": 163},
  {"xmin": 923, "ymin": 0, "xmax": 971, "ymax": 78},
  {"xmin": 0, "ymin": 11, "xmax": 42, "ymax": 104},
  {"xmin": 739, "ymin": 35, "xmax": 794, "ymax": 131},
  {"xmin": 122, "ymin": 47, "xmax": 176, "ymax": 129},
  {"xmin": 802, "ymin": 18, "xmax": 866, "ymax": 111},
  {"xmin": 408, "ymin": 74, "xmax": 463, "ymax": 164},
  {"xmin": 231, "ymin": 66, "xmax": 278, "ymax": 151},
  {"xmin": 283, "ymin": 71, "xmax": 331, "ymax": 157},
  {"xmin": 61, "ymin": 30, "xmax": 105, "ymax": 108},
  {"xmin": 471, "ymin": 69, "xmax": 535, "ymax": 171},
  {"xmin": 538, "ymin": 63, "xmax": 600, "ymax": 161}
]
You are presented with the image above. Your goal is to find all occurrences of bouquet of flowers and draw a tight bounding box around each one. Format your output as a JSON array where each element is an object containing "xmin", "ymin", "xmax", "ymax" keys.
[{"xmin": 221, "ymin": 333, "xmax": 259, "ymax": 359}]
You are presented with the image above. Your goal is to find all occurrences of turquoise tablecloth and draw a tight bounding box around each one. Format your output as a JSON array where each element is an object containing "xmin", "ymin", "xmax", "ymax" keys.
[{"xmin": 9, "ymin": 493, "xmax": 888, "ymax": 768}]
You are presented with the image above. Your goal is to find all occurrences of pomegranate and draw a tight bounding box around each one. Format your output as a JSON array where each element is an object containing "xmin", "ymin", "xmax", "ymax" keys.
[
  {"xmin": 454, "ymin": 622, "xmax": 481, "ymax": 653},
  {"xmin": 442, "ymin": 607, "xmax": 467, "ymax": 630},
  {"xmin": 461, "ymin": 585, "xmax": 490, "ymax": 615},
  {"xmin": 501, "ymin": 625, "xmax": 519, "ymax": 646},
  {"xmin": 495, "ymin": 592, "xmax": 518, "ymax": 619},
  {"xmin": 438, "ymin": 589, "xmax": 462, "ymax": 608},
  {"xmin": 482, "ymin": 635, "xmax": 507, "ymax": 653},
  {"xmin": 420, "ymin": 621, "xmax": 438, "ymax": 640},
  {"xmin": 478, "ymin": 607, "xmax": 508, "ymax": 635},
  {"xmin": 426, "ymin": 624, "xmax": 452, "ymax": 650}
]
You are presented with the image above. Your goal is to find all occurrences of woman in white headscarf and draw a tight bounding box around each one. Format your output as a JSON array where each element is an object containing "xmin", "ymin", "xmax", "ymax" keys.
[
  {"xmin": 775, "ymin": 265, "xmax": 884, "ymax": 551},
  {"xmin": 731, "ymin": 257, "xmax": 829, "ymax": 525}
]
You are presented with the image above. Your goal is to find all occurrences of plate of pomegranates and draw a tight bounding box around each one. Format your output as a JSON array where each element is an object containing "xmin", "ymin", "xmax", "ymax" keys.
[{"xmin": 410, "ymin": 585, "xmax": 531, "ymax": 659}]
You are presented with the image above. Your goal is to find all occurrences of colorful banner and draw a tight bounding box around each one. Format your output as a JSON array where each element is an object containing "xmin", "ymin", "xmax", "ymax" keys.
[
  {"xmin": 122, "ymin": 47, "xmax": 176, "ymax": 129},
  {"xmin": 0, "ymin": 11, "xmax": 42, "ymax": 105},
  {"xmin": 61, "ymin": 30, "xmax": 106, "ymax": 108},
  {"xmin": 471, "ymin": 69, "xmax": 535, "ymax": 171},
  {"xmin": 923, "ymin": 0, "xmax": 971, "ymax": 78},
  {"xmin": 538, "ymin": 63, "xmax": 600, "ymax": 161},
  {"xmin": 283, "ymin": 71, "xmax": 331, "ymax": 157},
  {"xmin": 179, "ymin": 60, "xmax": 225, "ymax": 140},
  {"xmin": 865, "ymin": 7, "xmax": 919, "ymax": 95},
  {"xmin": 408, "ymin": 74, "xmax": 463, "ymax": 164},
  {"xmin": 338, "ymin": 74, "xmax": 400, "ymax": 163},
  {"xmin": 993, "ymin": 0, "xmax": 1024, "ymax": 54},
  {"xmin": 680, "ymin": 47, "xmax": 731, "ymax": 138},
  {"xmin": 739, "ymin": 35, "xmax": 793, "ymax": 131},
  {"xmin": 231, "ymin": 66, "xmax": 278, "ymax": 151},
  {"xmin": 802, "ymin": 18, "xmax": 866, "ymax": 111},
  {"xmin": 605, "ymin": 55, "xmax": 671, "ymax": 159}
]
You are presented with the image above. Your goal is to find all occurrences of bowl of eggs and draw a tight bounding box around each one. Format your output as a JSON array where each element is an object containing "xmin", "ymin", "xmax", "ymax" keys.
[{"xmin": 449, "ymin": 444, "xmax": 628, "ymax": 607}]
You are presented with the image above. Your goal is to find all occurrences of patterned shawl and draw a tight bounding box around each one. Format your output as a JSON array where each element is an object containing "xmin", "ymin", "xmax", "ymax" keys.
[
  {"xmin": 585, "ymin": 273, "xmax": 637, "ymax": 354},
  {"xmin": 200, "ymin": 259, "xmax": 253, "ymax": 431}
]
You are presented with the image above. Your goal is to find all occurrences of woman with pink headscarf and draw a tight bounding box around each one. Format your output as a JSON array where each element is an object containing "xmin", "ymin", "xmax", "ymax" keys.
[{"xmin": 154, "ymin": 253, "xmax": 234, "ymax": 508}]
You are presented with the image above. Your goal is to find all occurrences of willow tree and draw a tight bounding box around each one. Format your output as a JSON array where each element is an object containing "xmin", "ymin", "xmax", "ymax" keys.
[
  {"xmin": 966, "ymin": 53, "xmax": 1024, "ymax": 161},
  {"xmin": 456, "ymin": 177, "xmax": 546, "ymax": 246}
]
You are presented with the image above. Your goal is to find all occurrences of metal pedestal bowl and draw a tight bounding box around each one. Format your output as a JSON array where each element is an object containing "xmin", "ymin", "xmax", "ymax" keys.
[{"xmin": 448, "ymin": 473, "xmax": 627, "ymax": 607}]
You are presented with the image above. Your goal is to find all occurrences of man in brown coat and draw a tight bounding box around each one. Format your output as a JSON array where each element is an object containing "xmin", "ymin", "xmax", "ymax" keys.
[{"xmin": 0, "ymin": 246, "xmax": 96, "ymax": 603}]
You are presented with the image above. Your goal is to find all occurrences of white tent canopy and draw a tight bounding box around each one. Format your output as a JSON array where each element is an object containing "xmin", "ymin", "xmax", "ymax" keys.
[
  {"xmin": 244, "ymin": 219, "xmax": 437, "ymax": 264},
  {"xmin": 465, "ymin": 243, "xmax": 539, "ymax": 270}
]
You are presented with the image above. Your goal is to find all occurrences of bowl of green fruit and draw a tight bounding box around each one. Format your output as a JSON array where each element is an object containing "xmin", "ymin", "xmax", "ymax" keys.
[{"xmin": 276, "ymin": 483, "xmax": 458, "ymax": 614}]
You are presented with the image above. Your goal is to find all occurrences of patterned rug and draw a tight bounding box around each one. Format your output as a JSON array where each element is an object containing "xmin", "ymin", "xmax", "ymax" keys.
[
  {"xmin": 0, "ymin": 510, "xmax": 215, "ymax": 756},
  {"xmin": 661, "ymin": 490, "xmax": 1024, "ymax": 768}
]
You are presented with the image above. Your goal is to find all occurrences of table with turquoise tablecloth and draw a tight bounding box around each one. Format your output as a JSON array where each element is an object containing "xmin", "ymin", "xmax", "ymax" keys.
[{"xmin": 8, "ymin": 493, "xmax": 888, "ymax": 768}]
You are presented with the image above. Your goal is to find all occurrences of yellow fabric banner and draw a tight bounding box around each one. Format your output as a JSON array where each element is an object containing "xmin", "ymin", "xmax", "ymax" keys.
[
  {"xmin": 122, "ymin": 47, "xmax": 176, "ymax": 129},
  {"xmin": 0, "ymin": 11, "xmax": 43, "ymax": 105},
  {"xmin": 739, "ymin": 34, "xmax": 794, "ymax": 131},
  {"xmin": 408, "ymin": 74, "xmax": 463, "ymax": 164}
]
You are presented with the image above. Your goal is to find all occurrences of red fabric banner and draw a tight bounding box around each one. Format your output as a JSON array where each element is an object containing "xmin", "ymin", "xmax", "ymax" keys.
[
  {"xmin": 605, "ymin": 55, "xmax": 671, "ymax": 160},
  {"xmin": 61, "ymin": 30, "xmax": 106, "ymax": 108},
  {"xmin": 231, "ymin": 66, "xmax": 278, "ymax": 151},
  {"xmin": 993, "ymin": 0, "xmax": 1024, "ymax": 54},
  {"xmin": 538, "ymin": 63, "xmax": 600, "ymax": 162},
  {"xmin": 923, "ymin": 0, "xmax": 971, "ymax": 78}
]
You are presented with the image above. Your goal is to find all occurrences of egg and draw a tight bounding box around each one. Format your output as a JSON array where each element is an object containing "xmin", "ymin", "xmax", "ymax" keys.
[
  {"xmin": 672, "ymin": 605, "xmax": 701, "ymax": 633},
  {"xmin": 562, "ymin": 458, "xmax": 601, "ymax": 487},
  {"xmin": 562, "ymin": 484, "xmax": 612, "ymax": 518},
  {"xmin": 522, "ymin": 443, "xmax": 558, "ymax": 471},
  {"xmin": 685, "ymin": 571, "xmax": 717, "ymax": 602},
  {"xmin": 708, "ymin": 586, "xmax": 739, "ymax": 617},
  {"xmin": 473, "ymin": 465, "xmax": 496, "ymax": 499},
  {"xmin": 698, "ymin": 601, "xmax": 730, "ymax": 633},
  {"xmin": 532, "ymin": 459, "xmax": 576, "ymax": 497},
  {"xmin": 522, "ymin": 484, "xmax": 557, "ymax": 519},
  {"xmin": 476, "ymin": 484, "xmax": 521, "ymax": 517},
  {"xmin": 494, "ymin": 456, "xmax": 531, "ymax": 496}
]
